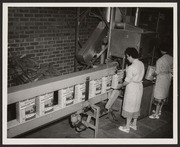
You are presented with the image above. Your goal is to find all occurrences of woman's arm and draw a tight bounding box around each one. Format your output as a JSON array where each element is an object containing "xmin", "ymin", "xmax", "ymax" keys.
[
  {"xmin": 121, "ymin": 81, "xmax": 129, "ymax": 87},
  {"xmin": 113, "ymin": 81, "xmax": 129, "ymax": 90}
]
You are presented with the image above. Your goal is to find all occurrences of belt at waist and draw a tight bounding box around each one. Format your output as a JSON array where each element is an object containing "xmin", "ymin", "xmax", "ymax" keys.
[
  {"xmin": 159, "ymin": 72, "xmax": 170, "ymax": 75},
  {"xmin": 131, "ymin": 81, "xmax": 142, "ymax": 84}
]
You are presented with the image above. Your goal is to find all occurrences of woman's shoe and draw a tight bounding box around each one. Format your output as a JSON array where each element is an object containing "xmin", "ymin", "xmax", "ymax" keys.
[
  {"xmin": 130, "ymin": 124, "xmax": 137, "ymax": 130},
  {"xmin": 152, "ymin": 110, "xmax": 161, "ymax": 115},
  {"xmin": 118, "ymin": 126, "xmax": 130, "ymax": 133},
  {"xmin": 149, "ymin": 114, "xmax": 159, "ymax": 119},
  {"xmin": 159, "ymin": 111, "xmax": 161, "ymax": 115}
]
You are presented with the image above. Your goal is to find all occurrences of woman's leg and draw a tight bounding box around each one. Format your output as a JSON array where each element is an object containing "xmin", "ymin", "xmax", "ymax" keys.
[
  {"xmin": 159, "ymin": 99, "xmax": 166, "ymax": 114},
  {"xmin": 119, "ymin": 117, "xmax": 131, "ymax": 133},
  {"xmin": 155, "ymin": 102, "xmax": 160, "ymax": 115},
  {"xmin": 129, "ymin": 118, "xmax": 138, "ymax": 130},
  {"xmin": 149, "ymin": 99, "xmax": 161, "ymax": 119},
  {"xmin": 132, "ymin": 118, "xmax": 137, "ymax": 126},
  {"xmin": 126, "ymin": 117, "xmax": 132, "ymax": 129}
]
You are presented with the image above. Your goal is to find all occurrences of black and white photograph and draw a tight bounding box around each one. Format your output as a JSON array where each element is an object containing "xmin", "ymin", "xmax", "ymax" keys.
[{"xmin": 2, "ymin": 2, "xmax": 178, "ymax": 145}]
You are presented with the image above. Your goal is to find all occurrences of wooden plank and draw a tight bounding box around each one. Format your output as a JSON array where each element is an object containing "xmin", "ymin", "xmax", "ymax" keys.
[
  {"xmin": 8, "ymin": 62, "xmax": 116, "ymax": 105},
  {"xmin": 7, "ymin": 93, "xmax": 108, "ymax": 138}
]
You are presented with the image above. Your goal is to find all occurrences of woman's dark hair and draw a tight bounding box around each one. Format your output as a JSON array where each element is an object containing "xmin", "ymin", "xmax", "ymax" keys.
[
  {"xmin": 159, "ymin": 42, "xmax": 170, "ymax": 52},
  {"xmin": 124, "ymin": 47, "xmax": 139, "ymax": 59}
]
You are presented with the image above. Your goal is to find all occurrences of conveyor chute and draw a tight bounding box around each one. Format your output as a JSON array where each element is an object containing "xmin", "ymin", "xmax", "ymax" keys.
[{"xmin": 76, "ymin": 21, "xmax": 108, "ymax": 65}]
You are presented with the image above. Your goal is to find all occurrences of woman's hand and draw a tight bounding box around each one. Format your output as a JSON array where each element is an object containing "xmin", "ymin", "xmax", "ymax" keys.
[
  {"xmin": 117, "ymin": 84, "xmax": 123, "ymax": 89},
  {"xmin": 111, "ymin": 84, "xmax": 123, "ymax": 90}
]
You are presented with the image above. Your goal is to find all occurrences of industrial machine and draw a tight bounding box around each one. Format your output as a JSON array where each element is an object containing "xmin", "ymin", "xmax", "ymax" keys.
[
  {"xmin": 109, "ymin": 23, "xmax": 157, "ymax": 59},
  {"xmin": 76, "ymin": 7, "xmax": 158, "ymax": 68}
]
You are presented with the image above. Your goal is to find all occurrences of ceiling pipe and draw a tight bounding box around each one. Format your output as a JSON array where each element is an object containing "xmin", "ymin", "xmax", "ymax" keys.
[
  {"xmin": 106, "ymin": 7, "xmax": 111, "ymax": 23},
  {"xmin": 135, "ymin": 7, "xmax": 139, "ymax": 26}
]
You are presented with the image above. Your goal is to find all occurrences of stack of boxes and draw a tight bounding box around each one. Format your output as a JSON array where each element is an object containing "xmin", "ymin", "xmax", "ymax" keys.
[
  {"xmin": 102, "ymin": 75, "xmax": 113, "ymax": 93},
  {"xmin": 36, "ymin": 92, "xmax": 54, "ymax": 116},
  {"xmin": 89, "ymin": 78, "xmax": 103, "ymax": 99},
  {"xmin": 112, "ymin": 70, "xmax": 124, "ymax": 89},
  {"xmin": 74, "ymin": 83, "xmax": 86, "ymax": 103},
  {"xmin": 16, "ymin": 92, "xmax": 54, "ymax": 123},
  {"xmin": 95, "ymin": 78, "xmax": 103, "ymax": 96},
  {"xmin": 58, "ymin": 86, "xmax": 75, "ymax": 108},
  {"xmin": 16, "ymin": 97, "xmax": 36, "ymax": 123},
  {"xmin": 89, "ymin": 80, "xmax": 96, "ymax": 99}
]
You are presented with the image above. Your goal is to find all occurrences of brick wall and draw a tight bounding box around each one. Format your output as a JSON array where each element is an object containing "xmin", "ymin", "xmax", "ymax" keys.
[{"xmin": 8, "ymin": 7, "xmax": 100, "ymax": 87}]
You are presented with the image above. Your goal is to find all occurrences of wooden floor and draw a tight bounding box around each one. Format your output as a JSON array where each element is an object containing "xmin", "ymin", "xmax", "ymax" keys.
[{"xmin": 17, "ymin": 104, "xmax": 173, "ymax": 139}]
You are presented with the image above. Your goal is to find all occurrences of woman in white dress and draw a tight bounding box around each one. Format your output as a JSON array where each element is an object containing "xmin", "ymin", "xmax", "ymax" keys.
[
  {"xmin": 116, "ymin": 47, "xmax": 145, "ymax": 133},
  {"xmin": 149, "ymin": 43, "xmax": 173, "ymax": 119}
]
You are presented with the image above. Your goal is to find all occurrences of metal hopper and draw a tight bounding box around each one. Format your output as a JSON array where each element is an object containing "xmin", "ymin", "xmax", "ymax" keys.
[{"xmin": 76, "ymin": 21, "xmax": 108, "ymax": 65}]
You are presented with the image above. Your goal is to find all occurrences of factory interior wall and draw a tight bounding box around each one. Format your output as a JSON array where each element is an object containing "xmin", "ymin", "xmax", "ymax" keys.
[
  {"xmin": 8, "ymin": 7, "xmax": 100, "ymax": 87},
  {"xmin": 138, "ymin": 8, "xmax": 173, "ymax": 55}
]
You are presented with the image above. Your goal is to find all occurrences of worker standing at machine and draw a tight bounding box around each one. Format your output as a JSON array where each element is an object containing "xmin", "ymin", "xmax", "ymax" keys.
[
  {"xmin": 149, "ymin": 43, "xmax": 173, "ymax": 119},
  {"xmin": 116, "ymin": 47, "xmax": 145, "ymax": 133}
]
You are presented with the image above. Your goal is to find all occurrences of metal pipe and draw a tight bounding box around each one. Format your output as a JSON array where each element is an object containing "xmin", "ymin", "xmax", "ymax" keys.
[
  {"xmin": 156, "ymin": 12, "xmax": 160, "ymax": 32},
  {"xmin": 135, "ymin": 8, "xmax": 139, "ymax": 26},
  {"xmin": 107, "ymin": 7, "xmax": 114, "ymax": 60},
  {"xmin": 151, "ymin": 12, "xmax": 160, "ymax": 65},
  {"xmin": 74, "ymin": 8, "xmax": 80, "ymax": 72},
  {"xmin": 100, "ymin": 46, "xmax": 105, "ymax": 64},
  {"xmin": 100, "ymin": 7, "xmax": 111, "ymax": 64},
  {"xmin": 106, "ymin": 7, "xmax": 111, "ymax": 22},
  {"xmin": 100, "ymin": 7, "xmax": 109, "ymax": 64}
]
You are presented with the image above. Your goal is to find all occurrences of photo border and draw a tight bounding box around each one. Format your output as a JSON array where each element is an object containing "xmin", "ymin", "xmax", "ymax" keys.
[{"xmin": 2, "ymin": 1, "xmax": 178, "ymax": 145}]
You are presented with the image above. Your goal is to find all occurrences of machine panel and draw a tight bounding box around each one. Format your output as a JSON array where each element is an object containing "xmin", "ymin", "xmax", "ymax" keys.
[
  {"xmin": 110, "ymin": 29, "xmax": 141, "ymax": 58},
  {"xmin": 109, "ymin": 27, "xmax": 157, "ymax": 59}
]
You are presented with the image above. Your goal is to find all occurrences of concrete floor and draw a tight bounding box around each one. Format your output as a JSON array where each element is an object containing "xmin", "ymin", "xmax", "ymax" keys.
[{"xmin": 17, "ymin": 104, "xmax": 173, "ymax": 139}]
